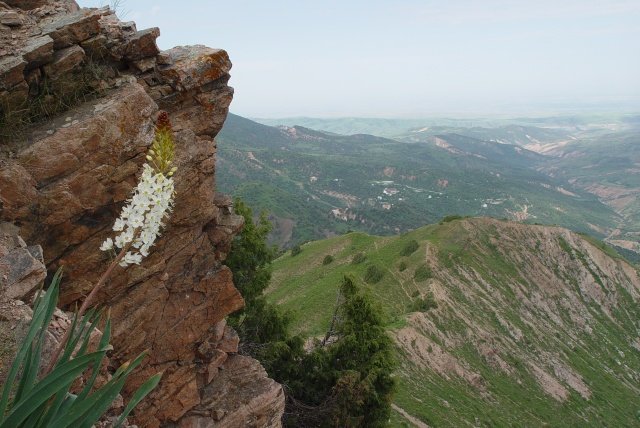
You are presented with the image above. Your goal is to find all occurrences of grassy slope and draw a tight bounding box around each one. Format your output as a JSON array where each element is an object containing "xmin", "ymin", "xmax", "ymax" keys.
[{"xmin": 267, "ymin": 218, "xmax": 640, "ymax": 427}]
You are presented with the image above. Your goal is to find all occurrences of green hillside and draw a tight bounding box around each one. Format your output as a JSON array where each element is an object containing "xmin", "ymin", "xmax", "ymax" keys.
[
  {"xmin": 266, "ymin": 218, "xmax": 640, "ymax": 426},
  {"xmin": 217, "ymin": 114, "xmax": 620, "ymax": 248}
]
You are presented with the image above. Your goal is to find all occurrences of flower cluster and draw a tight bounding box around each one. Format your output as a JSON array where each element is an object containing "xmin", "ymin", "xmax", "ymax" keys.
[{"xmin": 101, "ymin": 112, "xmax": 177, "ymax": 267}]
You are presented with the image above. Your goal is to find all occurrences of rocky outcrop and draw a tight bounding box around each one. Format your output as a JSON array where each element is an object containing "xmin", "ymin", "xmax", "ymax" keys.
[
  {"xmin": 0, "ymin": 225, "xmax": 121, "ymax": 418},
  {"xmin": 0, "ymin": 1, "xmax": 284, "ymax": 426},
  {"xmin": 0, "ymin": 222, "xmax": 46, "ymax": 300},
  {"xmin": 180, "ymin": 355, "xmax": 286, "ymax": 428},
  {"xmin": 0, "ymin": 223, "xmax": 47, "ymax": 383}
]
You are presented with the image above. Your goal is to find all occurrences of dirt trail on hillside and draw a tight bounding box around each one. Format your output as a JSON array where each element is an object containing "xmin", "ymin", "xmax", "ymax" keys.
[{"xmin": 392, "ymin": 404, "xmax": 431, "ymax": 428}]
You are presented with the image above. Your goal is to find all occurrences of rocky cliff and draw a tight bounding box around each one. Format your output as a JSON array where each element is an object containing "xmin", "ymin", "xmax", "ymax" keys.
[{"xmin": 0, "ymin": 1, "xmax": 284, "ymax": 426}]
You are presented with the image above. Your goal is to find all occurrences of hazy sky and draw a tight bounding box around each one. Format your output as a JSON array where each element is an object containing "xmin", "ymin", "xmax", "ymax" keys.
[{"xmin": 77, "ymin": 0, "xmax": 640, "ymax": 117}]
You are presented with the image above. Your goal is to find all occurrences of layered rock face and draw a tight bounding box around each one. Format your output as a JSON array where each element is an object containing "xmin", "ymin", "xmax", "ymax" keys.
[{"xmin": 0, "ymin": 1, "xmax": 284, "ymax": 426}]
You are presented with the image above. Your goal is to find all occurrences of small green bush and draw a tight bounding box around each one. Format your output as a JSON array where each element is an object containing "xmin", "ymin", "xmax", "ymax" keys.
[
  {"xmin": 414, "ymin": 263, "xmax": 432, "ymax": 281},
  {"xmin": 351, "ymin": 252, "xmax": 367, "ymax": 265},
  {"xmin": 411, "ymin": 291, "xmax": 438, "ymax": 312},
  {"xmin": 291, "ymin": 245, "xmax": 302, "ymax": 256},
  {"xmin": 364, "ymin": 265, "xmax": 385, "ymax": 284},
  {"xmin": 439, "ymin": 214, "xmax": 463, "ymax": 224},
  {"xmin": 323, "ymin": 254, "xmax": 334, "ymax": 265},
  {"xmin": 398, "ymin": 261, "xmax": 407, "ymax": 272},
  {"xmin": 400, "ymin": 240, "xmax": 419, "ymax": 256}
]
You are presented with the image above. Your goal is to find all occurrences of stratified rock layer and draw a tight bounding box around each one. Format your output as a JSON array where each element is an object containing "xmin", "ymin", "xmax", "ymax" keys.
[
  {"xmin": 0, "ymin": 1, "xmax": 284, "ymax": 426},
  {"xmin": 0, "ymin": 222, "xmax": 46, "ymax": 300}
]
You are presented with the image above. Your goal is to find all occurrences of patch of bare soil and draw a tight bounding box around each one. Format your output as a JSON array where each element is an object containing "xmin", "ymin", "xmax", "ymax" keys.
[
  {"xmin": 583, "ymin": 183, "xmax": 639, "ymax": 212},
  {"xmin": 522, "ymin": 139, "xmax": 572, "ymax": 155},
  {"xmin": 392, "ymin": 404, "xmax": 430, "ymax": 428},
  {"xmin": 320, "ymin": 190, "xmax": 360, "ymax": 207},
  {"xmin": 528, "ymin": 362, "xmax": 569, "ymax": 402},
  {"xmin": 383, "ymin": 166, "xmax": 396, "ymax": 177},
  {"xmin": 506, "ymin": 204, "xmax": 532, "ymax": 221},
  {"xmin": 393, "ymin": 325, "xmax": 485, "ymax": 391}
]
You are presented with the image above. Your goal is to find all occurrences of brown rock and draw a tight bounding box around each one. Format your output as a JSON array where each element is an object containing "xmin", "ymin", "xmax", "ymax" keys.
[
  {"xmin": 216, "ymin": 325, "xmax": 239, "ymax": 354},
  {"xmin": 41, "ymin": 8, "xmax": 104, "ymax": 49},
  {"xmin": 0, "ymin": 222, "xmax": 46, "ymax": 300},
  {"xmin": 179, "ymin": 355, "xmax": 285, "ymax": 428},
  {"xmin": 154, "ymin": 46, "xmax": 234, "ymax": 137},
  {"xmin": 213, "ymin": 410, "xmax": 226, "ymax": 421},
  {"xmin": 158, "ymin": 45, "xmax": 231, "ymax": 92},
  {"xmin": 122, "ymin": 27, "xmax": 160, "ymax": 62},
  {"xmin": 21, "ymin": 35, "xmax": 53, "ymax": 69},
  {"xmin": 156, "ymin": 51, "xmax": 173, "ymax": 65},
  {"xmin": 206, "ymin": 349, "xmax": 228, "ymax": 383},
  {"xmin": 0, "ymin": 294, "xmax": 102, "ymax": 397},
  {"xmin": 0, "ymin": 10, "xmax": 21, "ymax": 27},
  {"xmin": 0, "ymin": 77, "xmax": 248, "ymax": 423},
  {"xmin": 80, "ymin": 34, "xmax": 108, "ymax": 59},
  {"xmin": 131, "ymin": 56, "xmax": 156, "ymax": 73},
  {"xmin": 0, "ymin": 162, "xmax": 38, "ymax": 220},
  {"xmin": 43, "ymin": 44, "xmax": 84, "ymax": 79},
  {"xmin": 0, "ymin": 55, "xmax": 25, "ymax": 89},
  {"xmin": 196, "ymin": 321, "xmax": 239, "ymax": 360},
  {"xmin": 0, "ymin": 81, "xmax": 28, "ymax": 112},
  {"xmin": 3, "ymin": 0, "xmax": 49, "ymax": 10},
  {"xmin": 211, "ymin": 318, "xmax": 227, "ymax": 343},
  {"xmin": 25, "ymin": 67, "xmax": 41, "ymax": 95},
  {"xmin": 156, "ymin": 366, "xmax": 201, "ymax": 423},
  {"xmin": 0, "ymin": 298, "xmax": 33, "ymax": 384}
]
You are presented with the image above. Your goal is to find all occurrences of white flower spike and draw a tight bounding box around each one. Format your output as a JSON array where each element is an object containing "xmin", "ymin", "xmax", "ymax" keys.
[{"xmin": 101, "ymin": 112, "xmax": 177, "ymax": 267}]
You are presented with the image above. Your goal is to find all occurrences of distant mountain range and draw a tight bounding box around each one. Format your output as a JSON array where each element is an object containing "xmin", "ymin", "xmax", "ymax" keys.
[
  {"xmin": 216, "ymin": 113, "xmax": 638, "ymax": 259},
  {"xmin": 254, "ymin": 113, "xmax": 640, "ymax": 138}
]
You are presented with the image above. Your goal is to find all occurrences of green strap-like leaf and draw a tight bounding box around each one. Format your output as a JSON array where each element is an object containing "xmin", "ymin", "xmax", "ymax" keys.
[
  {"xmin": 60, "ymin": 308, "xmax": 98, "ymax": 366},
  {"xmin": 76, "ymin": 317, "xmax": 111, "ymax": 402},
  {"xmin": 0, "ymin": 351, "xmax": 102, "ymax": 428},
  {"xmin": 54, "ymin": 393, "xmax": 77, "ymax": 422},
  {"xmin": 56, "ymin": 306, "xmax": 80, "ymax": 366},
  {"xmin": 114, "ymin": 372, "xmax": 162, "ymax": 428},
  {"xmin": 51, "ymin": 351, "xmax": 148, "ymax": 428},
  {"xmin": 75, "ymin": 377, "xmax": 128, "ymax": 428},
  {"xmin": 38, "ymin": 393, "xmax": 78, "ymax": 428},
  {"xmin": 35, "ymin": 310, "xmax": 106, "ymax": 427},
  {"xmin": 0, "ymin": 269, "xmax": 61, "ymax": 419},
  {"xmin": 75, "ymin": 309, "xmax": 103, "ymax": 357},
  {"xmin": 35, "ymin": 389, "xmax": 72, "ymax": 428},
  {"xmin": 19, "ymin": 271, "xmax": 62, "ymax": 403},
  {"xmin": 12, "ymin": 340, "xmax": 35, "ymax": 404},
  {"xmin": 50, "ymin": 374, "xmax": 127, "ymax": 428}
]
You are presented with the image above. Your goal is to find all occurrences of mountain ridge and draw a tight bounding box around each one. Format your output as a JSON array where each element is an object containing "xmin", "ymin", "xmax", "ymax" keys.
[{"xmin": 267, "ymin": 217, "xmax": 640, "ymax": 426}]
